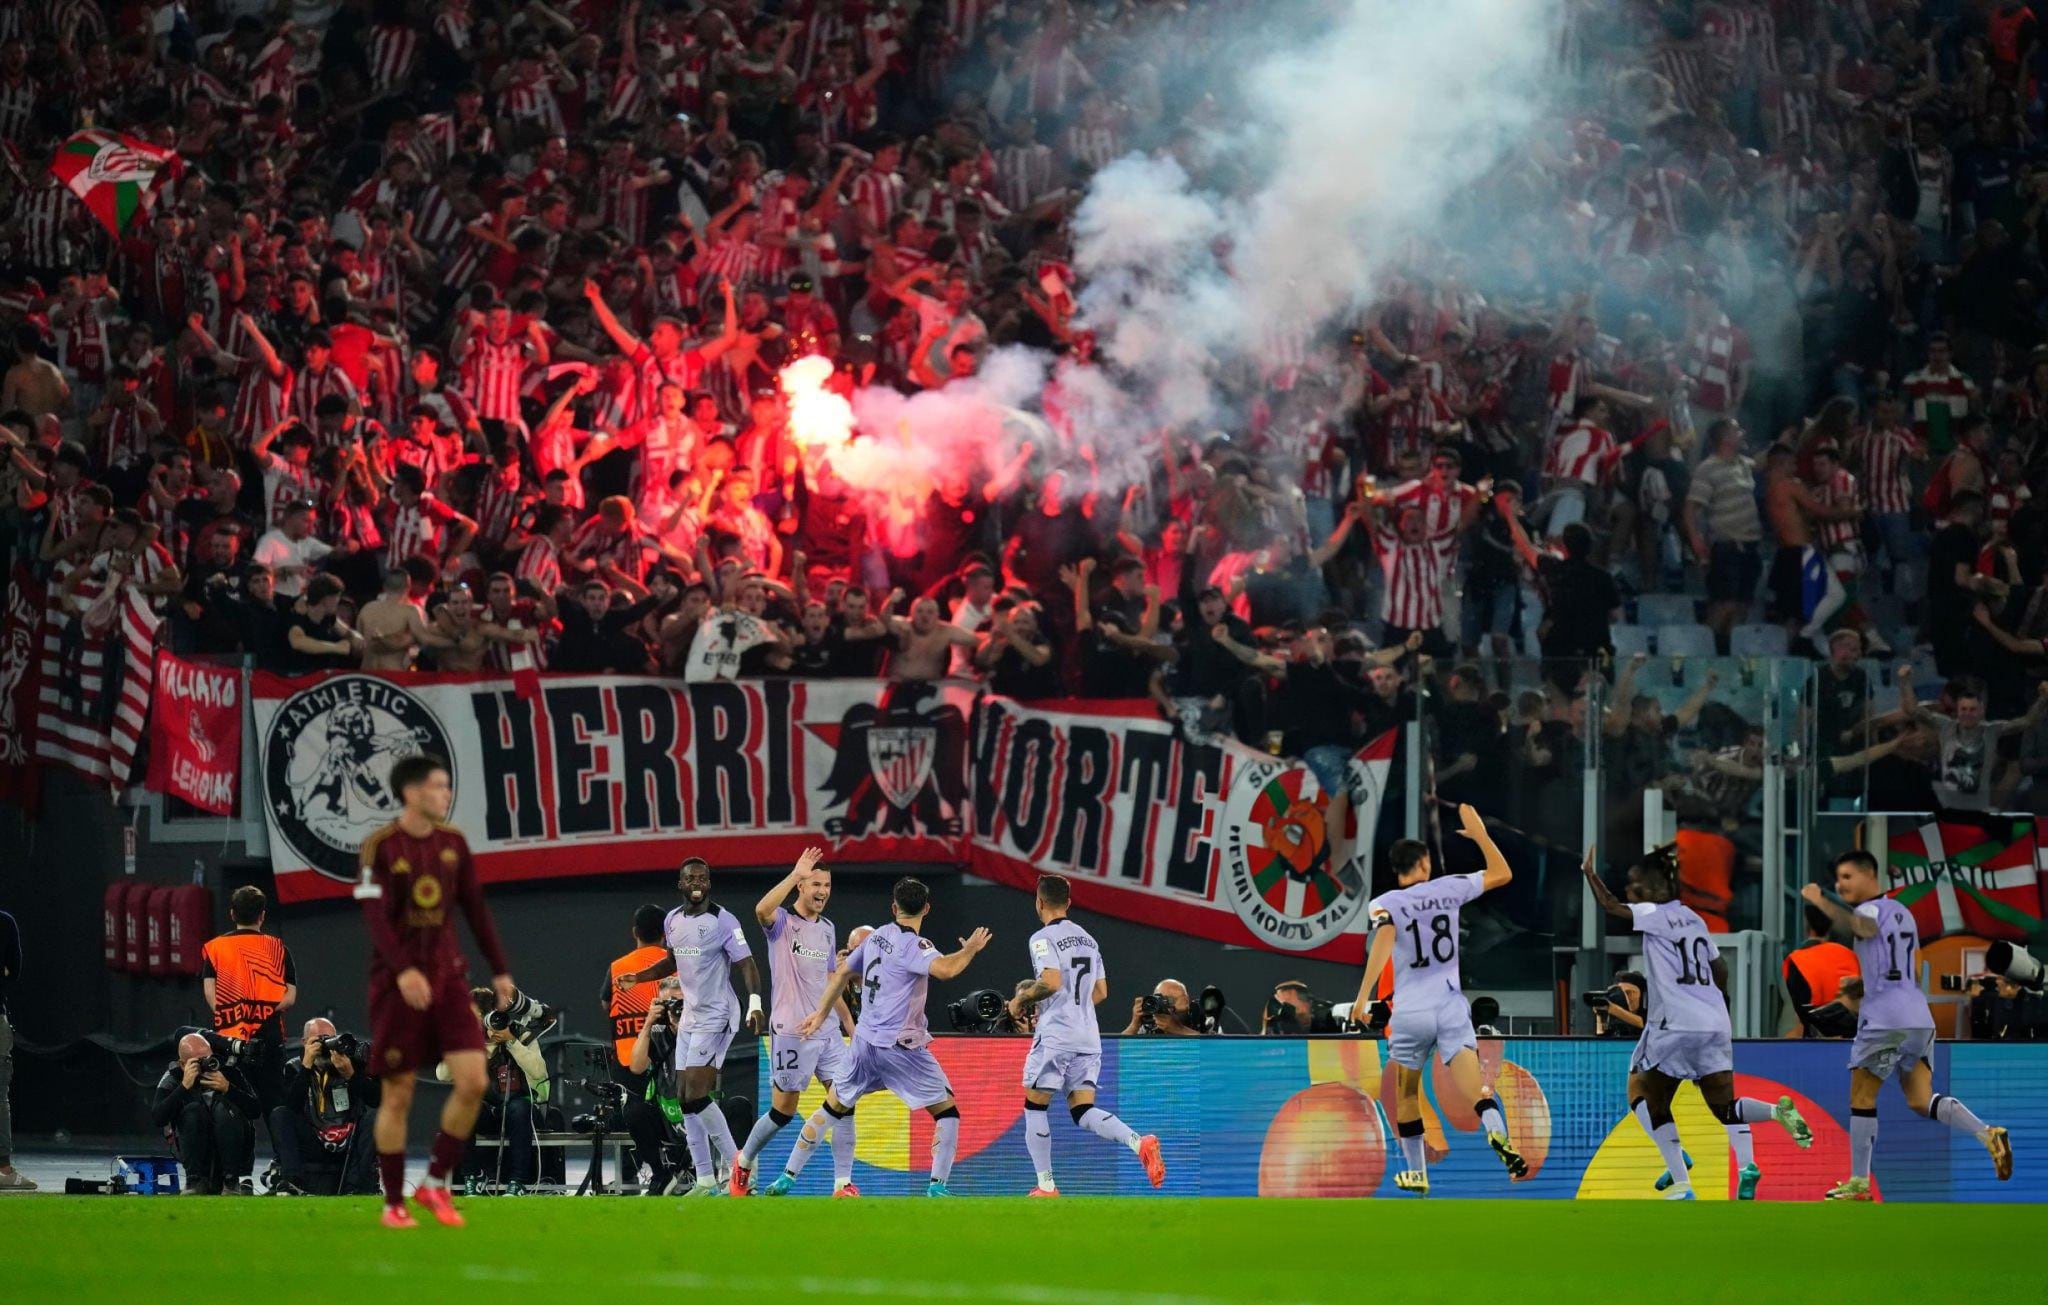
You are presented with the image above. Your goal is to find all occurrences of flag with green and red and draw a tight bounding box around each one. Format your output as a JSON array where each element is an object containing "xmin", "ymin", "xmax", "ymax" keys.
[
  {"xmin": 48, "ymin": 131, "xmax": 183, "ymax": 238},
  {"xmin": 1885, "ymin": 818, "xmax": 2046, "ymax": 942}
]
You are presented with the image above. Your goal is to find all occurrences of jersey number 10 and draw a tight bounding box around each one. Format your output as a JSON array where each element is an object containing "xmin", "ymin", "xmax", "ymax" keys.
[{"xmin": 1669, "ymin": 936, "xmax": 1716, "ymax": 985}]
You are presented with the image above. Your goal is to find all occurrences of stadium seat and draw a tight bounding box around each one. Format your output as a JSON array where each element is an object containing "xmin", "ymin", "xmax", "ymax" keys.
[
  {"xmin": 1656, "ymin": 623, "xmax": 1717, "ymax": 658},
  {"xmin": 1635, "ymin": 594, "xmax": 1699, "ymax": 627},
  {"xmin": 1609, "ymin": 624, "xmax": 1654, "ymax": 658},
  {"xmin": 1729, "ymin": 624, "xmax": 1789, "ymax": 658}
]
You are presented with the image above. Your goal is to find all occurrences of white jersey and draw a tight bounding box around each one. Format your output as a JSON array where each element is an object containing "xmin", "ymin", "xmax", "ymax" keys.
[
  {"xmin": 1027, "ymin": 918, "xmax": 1103, "ymax": 1056},
  {"xmin": 1368, "ymin": 871, "xmax": 1484, "ymax": 1009},
  {"xmin": 1629, "ymin": 900, "xmax": 1729, "ymax": 1034}
]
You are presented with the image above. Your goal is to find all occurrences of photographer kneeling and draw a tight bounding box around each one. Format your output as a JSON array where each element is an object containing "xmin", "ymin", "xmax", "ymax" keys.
[
  {"xmin": 440, "ymin": 987, "xmax": 552, "ymax": 1195},
  {"xmin": 271, "ymin": 1018, "xmax": 379, "ymax": 1195},
  {"xmin": 152, "ymin": 1032, "xmax": 262, "ymax": 1194},
  {"xmin": 1121, "ymin": 980, "xmax": 1201, "ymax": 1036},
  {"xmin": 624, "ymin": 978, "xmax": 691, "ymax": 1195}
]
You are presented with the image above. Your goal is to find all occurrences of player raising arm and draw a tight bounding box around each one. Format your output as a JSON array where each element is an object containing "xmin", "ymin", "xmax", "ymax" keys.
[
  {"xmin": 731, "ymin": 847, "xmax": 858, "ymax": 1196},
  {"xmin": 357, "ymin": 754, "xmax": 515, "ymax": 1229},
  {"xmin": 1802, "ymin": 852, "xmax": 2011, "ymax": 1199},
  {"xmin": 1010, "ymin": 874, "xmax": 1165, "ymax": 1196},
  {"xmin": 1353, "ymin": 803, "xmax": 1520, "ymax": 1195},
  {"xmin": 771, "ymin": 878, "xmax": 990, "ymax": 1197},
  {"xmin": 1584, "ymin": 844, "xmax": 1811, "ymax": 1201},
  {"xmin": 614, "ymin": 855, "xmax": 764, "ymax": 1197}
]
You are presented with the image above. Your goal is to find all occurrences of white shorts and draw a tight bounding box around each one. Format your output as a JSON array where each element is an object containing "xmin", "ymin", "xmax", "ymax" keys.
[
  {"xmin": 1850, "ymin": 1025, "xmax": 1935, "ymax": 1082},
  {"xmin": 769, "ymin": 1032, "xmax": 851, "ymax": 1095},
  {"xmin": 1386, "ymin": 1001, "xmax": 1477, "ymax": 1070},
  {"xmin": 675, "ymin": 1025, "xmax": 737, "ymax": 1071},
  {"xmin": 1023, "ymin": 1044, "xmax": 1101, "ymax": 1094},
  {"xmin": 835, "ymin": 1041, "xmax": 953, "ymax": 1111},
  {"xmin": 1630, "ymin": 1026, "xmax": 1734, "ymax": 1081}
]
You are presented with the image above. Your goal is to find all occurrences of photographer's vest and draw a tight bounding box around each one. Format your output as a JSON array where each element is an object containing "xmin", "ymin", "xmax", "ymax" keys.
[
  {"xmin": 643, "ymin": 1026, "xmax": 682, "ymax": 1124},
  {"xmin": 609, "ymin": 944, "xmax": 668, "ymax": 1064},
  {"xmin": 202, "ymin": 930, "xmax": 289, "ymax": 1042},
  {"xmin": 1783, "ymin": 940, "xmax": 1859, "ymax": 1018},
  {"xmin": 307, "ymin": 1067, "xmax": 359, "ymax": 1150}
]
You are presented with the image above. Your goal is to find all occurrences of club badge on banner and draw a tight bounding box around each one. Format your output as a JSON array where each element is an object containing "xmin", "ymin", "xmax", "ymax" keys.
[
  {"xmin": 964, "ymin": 695, "xmax": 1396, "ymax": 964},
  {"xmin": 146, "ymin": 652, "xmax": 243, "ymax": 815},
  {"xmin": 252, "ymin": 673, "xmax": 976, "ymax": 902}
]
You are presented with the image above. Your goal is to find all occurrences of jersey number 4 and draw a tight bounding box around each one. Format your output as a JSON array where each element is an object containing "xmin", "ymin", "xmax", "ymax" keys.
[{"xmin": 1405, "ymin": 916, "xmax": 1455, "ymax": 968}]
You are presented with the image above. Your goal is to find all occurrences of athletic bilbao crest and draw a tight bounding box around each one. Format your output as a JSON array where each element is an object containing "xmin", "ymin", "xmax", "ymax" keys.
[
  {"xmin": 820, "ymin": 684, "xmax": 966, "ymax": 840},
  {"xmin": 262, "ymin": 676, "xmax": 452, "ymax": 882},
  {"xmin": 1217, "ymin": 731, "xmax": 1395, "ymax": 951},
  {"xmin": 867, "ymin": 726, "xmax": 935, "ymax": 809}
]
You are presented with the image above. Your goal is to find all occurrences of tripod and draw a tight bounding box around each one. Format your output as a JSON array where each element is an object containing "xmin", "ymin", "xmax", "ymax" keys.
[{"xmin": 572, "ymin": 1110, "xmax": 615, "ymax": 1196}]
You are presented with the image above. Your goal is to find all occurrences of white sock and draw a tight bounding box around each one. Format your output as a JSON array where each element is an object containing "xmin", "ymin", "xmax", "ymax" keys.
[
  {"xmin": 738, "ymin": 1111, "xmax": 786, "ymax": 1166},
  {"xmin": 1930, "ymin": 1094, "xmax": 1988, "ymax": 1138},
  {"xmin": 1724, "ymin": 1123, "xmax": 1754, "ymax": 1168},
  {"xmin": 1734, "ymin": 1097, "xmax": 1776, "ymax": 1124},
  {"xmin": 1398, "ymin": 1130, "xmax": 1427, "ymax": 1174}
]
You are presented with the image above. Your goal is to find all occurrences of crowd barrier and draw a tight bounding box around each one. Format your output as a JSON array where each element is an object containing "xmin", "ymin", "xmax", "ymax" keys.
[{"xmin": 752, "ymin": 1035, "xmax": 2048, "ymax": 1201}]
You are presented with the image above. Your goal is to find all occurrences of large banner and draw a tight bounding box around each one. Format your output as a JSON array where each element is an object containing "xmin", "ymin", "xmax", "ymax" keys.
[
  {"xmin": 755, "ymin": 1036, "xmax": 2047, "ymax": 1202},
  {"xmin": 963, "ymin": 696, "xmax": 1395, "ymax": 964},
  {"xmin": 254, "ymin": 673, "xmax": 977, "ymax": 902},
  {"xmin": 146, "ymin": 653, "xmax": 243, "ymax": 815}
]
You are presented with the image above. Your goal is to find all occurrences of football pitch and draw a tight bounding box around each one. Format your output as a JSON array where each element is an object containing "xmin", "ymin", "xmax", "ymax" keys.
[{"xmin": 3, "ymin": 1198, "xmax": 2040, "ymax": 1300}]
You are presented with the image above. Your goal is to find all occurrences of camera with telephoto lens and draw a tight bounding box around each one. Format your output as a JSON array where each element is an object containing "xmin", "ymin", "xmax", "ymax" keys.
[
  {"xmin": 316, "ymin": 1031, "xmax": 363, "ymax": 1061},
  {"xmin": 1985, "ymin": 941, "xmax": 2047, "ymax": 995},
  {"xmin": 486, "ymin": 989, "xmax": 558, "ymax": 1044},
  {"xmin": 569, "ymin": 1079, "xmax": 628, "ymax": 1135},
  {"xmin": 199, "ymin": 1030, "xmax": 252, "ymax": 1066},
  {"xmin": 1140, "ymin": 992, "xmax": 1169, "ymax": 1016},
  {"xmin": 195, "ymin": 1055, "xmax": 221, "ymax": 1076}
]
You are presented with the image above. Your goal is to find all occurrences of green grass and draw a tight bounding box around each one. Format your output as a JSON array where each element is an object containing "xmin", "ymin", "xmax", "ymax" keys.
[{"xmin": 1, "ymin": 1197, "xmax": 2039, "ymax": 1300}]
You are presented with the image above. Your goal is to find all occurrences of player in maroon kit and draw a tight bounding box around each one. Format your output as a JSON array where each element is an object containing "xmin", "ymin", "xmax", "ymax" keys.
[{"xmin": 355, "ymin": 754, "xmax": 515, "ymax": 1228}]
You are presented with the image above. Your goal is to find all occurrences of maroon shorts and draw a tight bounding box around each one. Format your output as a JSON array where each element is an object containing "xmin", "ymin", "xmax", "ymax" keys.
[{"xmin": 369, "ymin": 972, "xmax": 485, "ymax": 1076}]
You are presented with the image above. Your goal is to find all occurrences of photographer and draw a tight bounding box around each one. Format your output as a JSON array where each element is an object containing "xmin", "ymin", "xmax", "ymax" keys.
[
  {"xmin": 1585, "ymin": 971, "xmax": 1647, "ymax": 1038},
  {"xmin": 270, "ymin": 1018, "xmax": 380, "ymax": 1196},
  {"xmin": 624, "ymin": 978, "xmax": 690, "ymax": 1195},
  {"xmin": 1121, "ymin": 980, "xmax": 1202, "ymax": 1036},
  {"xmin": 151, "ymin": 1032, "xmax": 262, "ymax": 1194},
  {"xmin": 1262, "ymin": 981, "xmax": 1343, "ymax": 1035},
  {"xmin": 440, "ymin": 987, "xmax": 551, "ymax": 1195},
  {"xmin": 1968, "ymin": 975, "xmax": 2046, "ymax": 1042}
]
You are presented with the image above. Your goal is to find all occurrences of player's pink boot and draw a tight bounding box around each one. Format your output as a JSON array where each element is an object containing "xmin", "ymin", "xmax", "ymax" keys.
[
  {"xmin": 381, "ymin": 1204, "xmax": 418, "ymax": 1229},
  {"xmin": 413, "ymin": 1184, "xmax": 466, "ymax": 1227},
  {"xmin": 729, "ymin": 1161, "xmax": 753, "ymax": 1197},
  {"xmin": 1138, "ymin": 1135, "xmax": 1166, "ymax": 1188},
  {"xmin": 832, "ymin": 1182, "xmax": 862, "ymax": 1198},
  {"xmin": 1028, "ymin": 1186, "xmax": 1060, "ymax": 1197}
]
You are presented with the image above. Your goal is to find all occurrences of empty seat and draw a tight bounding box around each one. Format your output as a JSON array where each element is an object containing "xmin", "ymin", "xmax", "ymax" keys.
[
  {"xmin": 1657, "ymin": 623, "xmax": 1717, "ymax": 658},
  {"xmin": 1729, "ymin": 624, "xmax": 1790, "ymax": 658},
  {"xmin": 1636, "ymin": 594, "xmax": 1700, "ymax": 627},
  {"xmin": 1610, "ymin": 624, "xmax": 1654, "ymax": 658}
]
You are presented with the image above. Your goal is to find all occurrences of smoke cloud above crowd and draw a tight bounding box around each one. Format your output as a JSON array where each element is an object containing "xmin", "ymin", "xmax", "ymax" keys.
[{"xmin": 787, "ymin": 0, "xmax": 1568, "ymax": 520}]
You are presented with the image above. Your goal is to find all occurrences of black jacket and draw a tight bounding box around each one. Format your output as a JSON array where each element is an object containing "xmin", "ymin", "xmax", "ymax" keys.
[{"xmin": 151, "ymin": 1063, "xmax": 261, "ymax": 1129}]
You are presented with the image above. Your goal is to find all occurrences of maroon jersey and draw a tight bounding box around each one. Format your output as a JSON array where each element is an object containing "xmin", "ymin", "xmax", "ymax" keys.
[{"xmin": 354, "ymin": 821, "xmax": 510, "ymax": 984}]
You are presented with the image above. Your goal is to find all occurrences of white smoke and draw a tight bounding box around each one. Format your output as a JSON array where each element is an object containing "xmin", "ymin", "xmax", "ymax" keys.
[
  {"xmin": 1072, "ymin": 0, "xmax": 1566, "ymax": 443},
  {"xmin": 788, "ymin": 0, "xmax": 1566, "ymax": 516}
]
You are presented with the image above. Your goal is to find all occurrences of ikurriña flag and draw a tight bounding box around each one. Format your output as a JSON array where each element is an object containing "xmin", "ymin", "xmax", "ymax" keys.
[
  {"xmin": 48, "ymin": 130, "xmax": 184, "ymax": 237},
  {"xmin": 1885, "ymin": 816, "xmax": 2047, "ymax": 942}
]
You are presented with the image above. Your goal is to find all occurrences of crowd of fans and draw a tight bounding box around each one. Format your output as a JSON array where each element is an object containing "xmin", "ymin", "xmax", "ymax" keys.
[{"xmin": 9, "ymin": 1, "xmax": 2048, "ymax": 932}]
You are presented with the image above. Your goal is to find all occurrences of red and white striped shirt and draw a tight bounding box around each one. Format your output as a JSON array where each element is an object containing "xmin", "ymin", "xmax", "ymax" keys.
[
  {"xmin": 385, "ymin": 491, "xmax": 460, "ymax": 572},
  {"xmin": 1853, "ymin": 425, "xmax": 1919, "ymax": 515},
  {"xmin": 1988, "ymin": 475, "xmax": 2032, "ymax": 531},
  {"xmin": 514, "ymin": 534, "xmax": 563, "ymax": 593},
  {"xmin": 499, "ymin": 76, "xmax": 566, "ymax": 138},
  {"xmin": 1816, "ymin": 466, "xmax": 1860, "ymax": 550},
  {"xmin": 627, "ymin": 343, "xmax": 708, "ymax": 426},
  {"xmin": 259, "ymin": 452, "xmax": 321, "ymax": 530},
  {"xmin": 231, "ymin": 361, "xmax": 294, "ymax": 446},
  {"xmin": 1546, "ymin": 419, "xmax": 1625, "ymax": 485},
  {"xmin": 1064, "ymin": 124, "xmax": 1118, "ymax": 171},
  {"xmin": 993, "ymin": 144, "xmax": 1056, "ymax": 214},
  {"xmin": 19, "ymin": 184, "xmax": 74, "ymax": 268},
  {"xmin": 472, "ymin": 471, "xmax": 530, "ymax": 549},
  {"xmin": 95, "ymin": 404, "xmax": 154, "ymax": 470},
  {"xmin": 695, "ymin": 237, "xmax": 767, "ymax": 296},
  {"xmin": 291, "ymin": 363, "xmax": 359, "ymax": 434},
  {"xmin": 369, "ymin": 23, "xmax": 422, "ymax": 93},
  {"xmin": 849, "ymin": 167, "xmax": 906, "ymax": 235},
  {"xmin": 460, "ymin": 337, "xmax": 534, "ymax": 425},
  {"xmin": 1372, "ymin": 521, "xmax": 1458, "ymax": 630},
  {"xmin": 0, "ymin": 72, "xmax": 36, "ymax": 139},
  {"xmin": 1679, "ymin": 312, "xmax": 1749, "ymax": 413}
]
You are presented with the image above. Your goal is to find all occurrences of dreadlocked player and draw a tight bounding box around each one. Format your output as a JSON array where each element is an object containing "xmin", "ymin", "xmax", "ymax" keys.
[{"xmin": 1583, "ymin": 843, "xmax": 1812, "ymax": 1200}]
